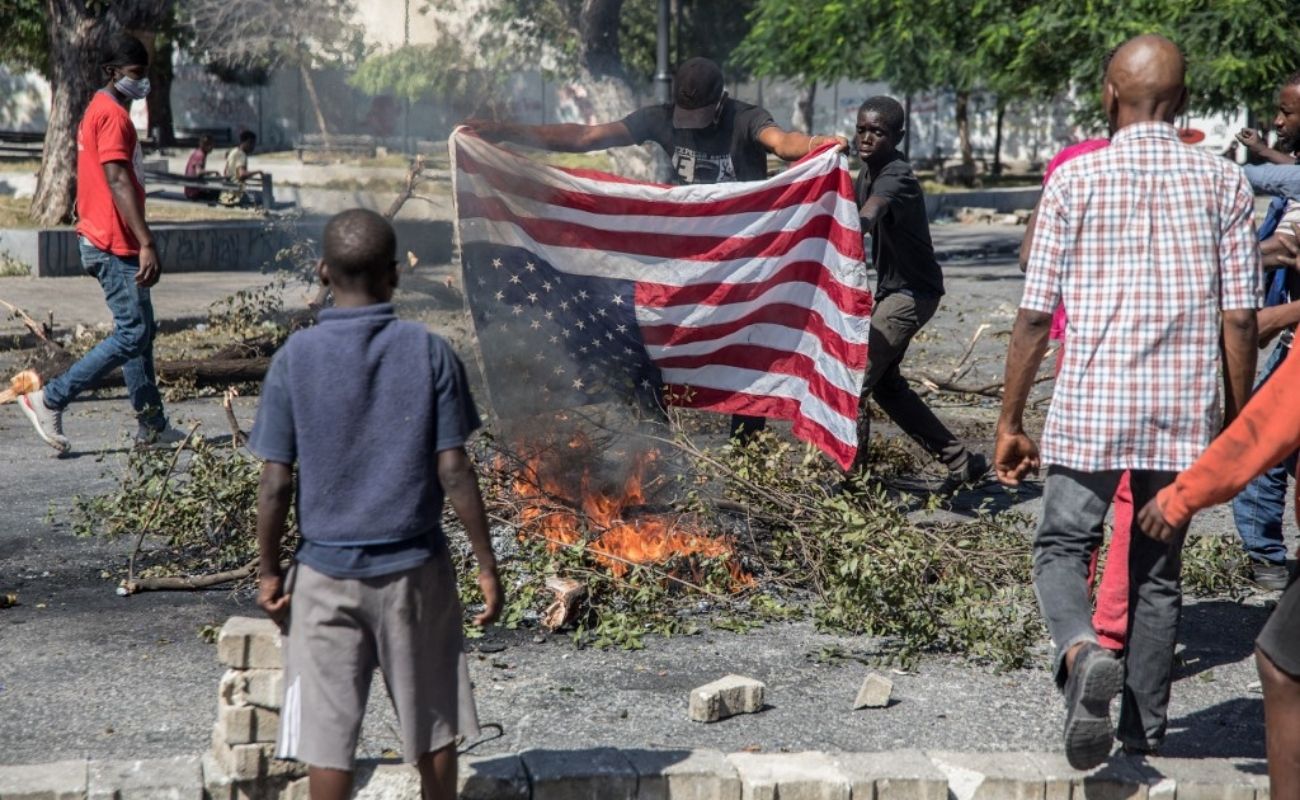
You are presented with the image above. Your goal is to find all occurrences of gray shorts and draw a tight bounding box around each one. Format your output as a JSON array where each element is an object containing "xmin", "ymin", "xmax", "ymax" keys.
[{"xmin": 275, "ymin": 558, "xmax": 480, "ymax": 770}]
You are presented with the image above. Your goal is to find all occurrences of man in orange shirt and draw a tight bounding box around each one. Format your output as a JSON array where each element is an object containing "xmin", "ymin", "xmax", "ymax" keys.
[
  {"xmin": 18, "ymin": 34, "xmax": 184, "ymax": 453},
  {"xmin": 1138, "ymin": 339, "xmax": 1300, "ymax": 800}
]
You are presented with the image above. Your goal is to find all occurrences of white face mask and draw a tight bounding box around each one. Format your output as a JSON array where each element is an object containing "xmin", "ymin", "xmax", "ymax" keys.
[{"xmin": 115, "ymin": 75, "xmax": 151, "ymax": 100}]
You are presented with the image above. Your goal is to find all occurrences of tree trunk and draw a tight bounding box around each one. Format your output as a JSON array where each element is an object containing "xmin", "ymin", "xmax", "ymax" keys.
[
  {"xmin": 31, "ymin": 1, "xmax": 109, "ymax": 226},
  {"xmin": 299, "ymin": 63, "xmax": 332, "ymax": 148},
  {"xmin": 992, "ymin": 96, "xmax": 1005, "ymax": 177},
  {"xmin": 146, "ymin": 34, "xmax": 176, "ymax": 147},
  {"xmin": 792, "ymin": 81, "xmax": 816, "ymax": 133},
  {"xmin": 955, "ymin": 90, "xmax": 973, "ymax": 169},
  {"xmin": 576, "ymin": 0, "xmax": 663, "ymax": 181}
]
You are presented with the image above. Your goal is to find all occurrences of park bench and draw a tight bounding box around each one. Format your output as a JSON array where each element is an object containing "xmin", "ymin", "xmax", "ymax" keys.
[
  {"xmin": 295, "ymin": 133, "xmax": 377, "ymax": 161},
  {"xmin": 142, "ymin": 168, "xmax": 276, "ymax": 211},
  {"xmin": 0, "ymin": 130, "xmax": 45, "ymax": 158}
]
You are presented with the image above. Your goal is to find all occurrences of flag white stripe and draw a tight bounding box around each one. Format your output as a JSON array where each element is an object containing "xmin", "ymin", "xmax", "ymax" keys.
[
  {"xmin": 659, "ymin": 364, "xmax": 858, "ymax": 447},
  {"xmin": 457, "ymin": 170, "xmax": 862, "ymax": 240},
  {"xmin": 457, "ymin": 132, "xmax": 844, "ymax": 205},
  {"xmin": 635, "ymin": 281, "xmax": 869, "ymax": 343},
  {"xmin": 459, "ymin": 217, "xmax": 866, "ymax": 287},
  {"xmin": 645, "ymin": 323, "xmax": 865, "ymax": 396}
]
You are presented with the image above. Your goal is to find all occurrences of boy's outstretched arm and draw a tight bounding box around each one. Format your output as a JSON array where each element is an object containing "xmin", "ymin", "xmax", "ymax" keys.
[
  {"xmin": 256, "ymin": 461, "xmax": 294, "ymax": 629},
  {"xmin": 437, "ymin": 447, "xmax": 503, "ymax": 626}
]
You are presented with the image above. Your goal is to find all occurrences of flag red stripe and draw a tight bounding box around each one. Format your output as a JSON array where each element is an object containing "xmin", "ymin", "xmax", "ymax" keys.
[
  {"xmin": 457, "ymin": 192, "xmax": 863, "ymax": 261},
  {"xmin": 638, "ymin": 301, "xmax": 867, "ymax": 370},
  {"xmin": 664, "ymin": 385, "xmax": 856, "ymax": 469},
  {"xmin": 456, "ymin": 147, "xmax": 856, "ymax": 219},
  {"xmin": 634, "ymin": 259, "xmax": 874, "ymax": 317},
  {"xmin": 653, "ymin": 344, "xmax": 861, "ymax": 418}
]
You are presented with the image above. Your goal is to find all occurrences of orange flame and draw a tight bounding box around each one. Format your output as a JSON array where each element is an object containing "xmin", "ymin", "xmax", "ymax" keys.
[{"xmin": 506, "ymin": 433, "xmax": 750, "ymax": 589}]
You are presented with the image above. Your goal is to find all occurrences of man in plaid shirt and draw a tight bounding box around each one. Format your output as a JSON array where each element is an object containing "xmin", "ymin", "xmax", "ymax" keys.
[{"xmin": 995, "ymin": 35, "xmax": 1260, "ymax": 769}]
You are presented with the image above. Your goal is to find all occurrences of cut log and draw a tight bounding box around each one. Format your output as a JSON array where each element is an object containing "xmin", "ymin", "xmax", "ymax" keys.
[{"xmin": 540, "ymin": 576, "xmax": 586, "ymax": 631}]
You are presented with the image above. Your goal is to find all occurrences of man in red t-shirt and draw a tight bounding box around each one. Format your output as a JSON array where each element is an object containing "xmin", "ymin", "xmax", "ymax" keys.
[{"xmin": 18, "ymin": 33, "xmax": 184, "ymax": 454}]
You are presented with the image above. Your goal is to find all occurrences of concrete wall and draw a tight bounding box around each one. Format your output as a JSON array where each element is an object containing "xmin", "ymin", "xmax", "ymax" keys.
[{"xmin": 0, "ymin": 218, "xmax": 453, "ymax": 277}]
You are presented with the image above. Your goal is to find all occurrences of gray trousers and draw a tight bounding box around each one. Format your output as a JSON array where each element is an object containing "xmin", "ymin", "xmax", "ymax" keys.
[
  {"xmin": 853, "ymin": 290, "xmax": 969, "ymax": 472},
  {"xmin": 1034, "ymin": 467, "xmax": 1186, "ymax": 750}
]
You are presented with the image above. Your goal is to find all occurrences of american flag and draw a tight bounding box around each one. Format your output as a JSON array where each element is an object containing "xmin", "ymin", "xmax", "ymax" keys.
[{"xmin": 450, "ymin": 129, "xmax": 872, "ymax": 468}]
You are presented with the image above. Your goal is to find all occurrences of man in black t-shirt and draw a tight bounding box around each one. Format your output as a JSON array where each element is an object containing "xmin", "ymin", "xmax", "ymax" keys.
[
  {"xmin": 852, "ymin": 96, "xmax": 988, "ymax": 488},
  {"xmin": 470, "ymin": 57, "xmax": 847, "ymax": 441}
]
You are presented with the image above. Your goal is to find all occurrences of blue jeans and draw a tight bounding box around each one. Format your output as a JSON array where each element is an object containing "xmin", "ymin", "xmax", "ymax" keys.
[
  {"xmin": 1034, "ymin": 467, "xmax": 1186, "ymax": 750},
  {"xmin": 1231, "ymin": 340, "xmax": 1295, "ymax": 566},
  {"xmin": 43, "ymin": 239, "xmax": 166, "ymax": 430}
]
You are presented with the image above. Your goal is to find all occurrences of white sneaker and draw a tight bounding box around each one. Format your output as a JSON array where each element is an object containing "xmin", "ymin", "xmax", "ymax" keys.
[
  {"xmin": 134, "ymin": 423, "xmax": 190, "ymax": 449},
  {"xmin": 18, "ymin": 389, "xmax": 70, "ymax": 454}
]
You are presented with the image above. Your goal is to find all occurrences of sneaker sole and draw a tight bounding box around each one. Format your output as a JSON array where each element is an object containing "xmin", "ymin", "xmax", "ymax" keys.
[
  {"xmin": 1065, "ymin": 655, "xmax": 1124, "ymax": 770},
  {"xmin": 18, "ymin": 396, "xmax": 70, "ymax": 454}
]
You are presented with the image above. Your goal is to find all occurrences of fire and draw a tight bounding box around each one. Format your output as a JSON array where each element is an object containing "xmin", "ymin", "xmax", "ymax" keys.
[{"xmin": 507, "ymin": 433, "xmax": 751, "ymax": 588}]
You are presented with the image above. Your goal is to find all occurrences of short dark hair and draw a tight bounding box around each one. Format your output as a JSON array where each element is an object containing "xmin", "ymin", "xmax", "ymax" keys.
[
  {"xmin": 198, "ymin": 134, "xmax": 214, "ymax": 148},
  {"xmin": 858, "ymin": 96, "xmax": 906, "ymax": 136},
  {"xmin": 239, "ymin": 130, "xmax": 257, "ymax": 145},
  {"xmin": 102, "ymin": 33, "xmax": 149, "ymax": 71},
  {"xmin": 1285, "ymin": 70, "xmax": 1300, "ymax": 88},
  {"xmin": 322, "ymin": 209, "xmax": 397, "ymax": 284}
]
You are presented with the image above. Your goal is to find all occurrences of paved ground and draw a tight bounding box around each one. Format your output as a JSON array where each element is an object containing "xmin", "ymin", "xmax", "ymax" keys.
[{"xmin": 0, "ymin": 226, "xmax": 1291, "ymax": 766}]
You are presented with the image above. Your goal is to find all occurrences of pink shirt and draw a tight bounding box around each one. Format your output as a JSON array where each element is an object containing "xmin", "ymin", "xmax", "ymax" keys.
[{"xmin": 1042, "ymin": 139, "xmax": 1110, "ymax": 340}]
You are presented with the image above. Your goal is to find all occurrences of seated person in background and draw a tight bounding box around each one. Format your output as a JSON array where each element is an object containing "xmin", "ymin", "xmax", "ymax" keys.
[
  {"xmin": 184, "ymin": 135, "xmax": 220, "ymax": 200},
  {"xmin": 221, "ymin": 130, "xmax": 265, "ymax": 205}
]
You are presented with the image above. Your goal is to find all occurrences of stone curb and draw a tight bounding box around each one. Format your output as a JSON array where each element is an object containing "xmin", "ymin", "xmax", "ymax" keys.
[{"xmin": 0, "ymin": 750, "xmax": 1270, "ymax": 800}]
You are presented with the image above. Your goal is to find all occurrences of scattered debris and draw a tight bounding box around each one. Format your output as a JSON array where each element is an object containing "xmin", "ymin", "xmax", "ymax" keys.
[
  {"xmin": 689, "ymin": 674, "xmax": 765, "ymax": 723},
  {"xmin": 853, "ymin": 672, "xmax": 894, "ymax": 709},
  {"xmin": 0, "ymin": 592, "xmax": 17, "ymax": 609}
]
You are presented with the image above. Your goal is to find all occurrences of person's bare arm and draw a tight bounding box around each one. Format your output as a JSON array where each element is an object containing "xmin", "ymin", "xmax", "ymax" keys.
[
  {"xmin": 468, "ymin": 119, "xmax": 636, "ymax": 152},
  {"xmin": 1237, "ymin": 129, "xmax": 1296, "ymax": 165},
  {"xmin": 994, "ymin": 309, "xmax": 1053, "ymax": 485},
  {"xmin": 255, "ymin": 461, "xmax": 294, "ymax": 629},
  {"xmin": 1258, "ymin": 300, "xmax": 1300, "ymax": 345},
  {"xmin": 103, "ymin": 160, "xmax": 159, "ymax": 287},
  {"xmin": 437, "ymin": 447, "xmax": 502, "ymax": 626},
  {"xmin": 858, "ymin": 195, "xmax": 890, "ymax": 231},
  {"xmin": 756, "ymin": 127, "xmax": 849, "ymax": 162},
  {"xmin": 1221, "ymin": 308, "xmax": 1259, "ymax": 426}
]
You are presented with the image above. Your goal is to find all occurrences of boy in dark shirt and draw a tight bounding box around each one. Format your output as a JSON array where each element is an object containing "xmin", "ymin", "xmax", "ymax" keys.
[
  {"xmin": 851, "ymin": 96, "xmax": 988, "ymax": 488},
  {"xmin": 250, "ymin": 209, "xmax": 502, "ymax": 800}
]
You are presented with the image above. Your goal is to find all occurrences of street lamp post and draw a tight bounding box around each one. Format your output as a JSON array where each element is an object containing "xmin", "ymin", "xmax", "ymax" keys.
[{"xmin": 654, "ymin": 0, "xmax": 671, "ymax": 104}]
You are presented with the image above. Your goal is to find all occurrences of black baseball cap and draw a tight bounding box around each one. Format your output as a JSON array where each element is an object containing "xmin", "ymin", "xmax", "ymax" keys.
[{"xmin": 672, "ymin": 58, "xmax": 725, "ymax": 129}]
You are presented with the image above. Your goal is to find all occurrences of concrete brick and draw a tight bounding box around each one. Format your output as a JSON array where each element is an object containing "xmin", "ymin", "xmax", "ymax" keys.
[
  {"xmin": 928, "ymin": 751, "xmax": 1046, "ymax": 800},
  {"xmin": 1144, "ymin": 758, "xmax": 1262, "ymax": 800},
  {"xmin": 219, "ymin": 670, "xmax": 283, "ymax": 710},
  {"xmin": 281, "ymin": 778, "xmax": 310, "ymax": 800},
  {"xmin": 459, "ymin": 754, "xmax": 530, "ymax": 800},
  {"xmin": 626, "ymin": 749, "xmax": 741, "ymax": 800},
  {"xmin": 87, "ymin": 757, "xmax": 203, "ymax": 800},
  {"xmin": 210, "ymin": 723, "xmax": 266, "ymax": 782},
  {"xmin": 854, "ymin": 673, "xmax": 894, "ymax": 709},
  {"xmin": 352, "ymin": 763, "xmax": 419, "ymax": 800},
  {"xmin": 726, "ymin": 752, "xmax": 851, "ymax": 800},
  {"xmin": 217, "ymin": 617, "xmax": 283, "ymax": 669},
  {"xmin": 217, "ymin": 705, "xmax": 280, "ymax": 746},
  {"xmin": 1074, "ymin": 756, "xmax": 1155, "ymax": 800},
  {"xmin": 689, "ymin": 675, "xmax": 766, "ymax": 723},
  {"xmin": 200, "ymin": 752, "xmax": 292, "ymax": 800},
  {"xmin": 1016, "ymin": 753, "xmax": 1080, "ymax": 800},
  {"xmin": 834, "ymin": 751, "xmax": 947, "ymax": 800},
  {"xmin": 0, "ymin": 760, "xmax": 88, "ymax": 800},
  {"xmin": 521, "ymin": 748, "xmax": 638, "ymax": 800}
]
